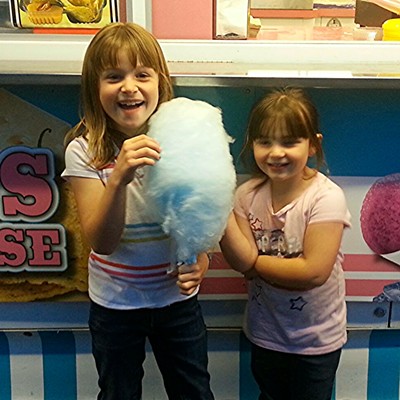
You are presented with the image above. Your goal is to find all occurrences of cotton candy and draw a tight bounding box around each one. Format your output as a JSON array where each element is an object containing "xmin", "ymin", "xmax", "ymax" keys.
[
  {"xmin": 143, "ymin": 97, "xmax": 236, "ymax": 265},
  {"xmin": 360, "ymin": 173, "xmax": 400, "ymax": 254}
]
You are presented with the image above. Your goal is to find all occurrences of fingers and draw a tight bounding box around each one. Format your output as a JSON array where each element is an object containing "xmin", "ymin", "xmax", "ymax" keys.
[
  {"xmin": 176, "ymin": 263, "xmax": 202, "ymax": 295},
  {"xmin": 120, "ymin": 134, "xmax": 161, "ymax": 167},
  {"xmin": 178, "ymin": 263, "xmax": 201, "ymax": 276},
  {"xmin": 114, "ymin": 134, "xmax": 161, "ymax": 185}
]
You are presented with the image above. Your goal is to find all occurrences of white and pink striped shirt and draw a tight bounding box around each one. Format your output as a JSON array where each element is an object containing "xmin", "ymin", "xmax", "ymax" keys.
[{"xmin": 62, "ymin": 138, "xmax": 197, "ymax": 309}]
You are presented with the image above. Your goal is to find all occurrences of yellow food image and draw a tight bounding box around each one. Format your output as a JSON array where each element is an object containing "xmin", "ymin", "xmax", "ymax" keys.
[
  {"xmin": 26, "ymin": 1, "xmax": 63, "ymax": 24},
  {"xmin": 61, "ymin": 0, "xmax": 104, "ymax": 23},
  {"xmin": 65, "ymin": 0, "xmax": 91, "ymax": 6}
]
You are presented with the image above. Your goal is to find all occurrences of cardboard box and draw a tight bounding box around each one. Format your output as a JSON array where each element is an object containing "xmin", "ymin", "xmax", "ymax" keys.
[{"xmin": 355, "ymin": 0, "xmax": 398, "ymax": 27}]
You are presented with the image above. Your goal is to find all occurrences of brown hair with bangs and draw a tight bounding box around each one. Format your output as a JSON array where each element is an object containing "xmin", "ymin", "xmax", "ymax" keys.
[
  {"xmin": 65, "ymin": 22, "xmax": 173, "ymax": 168},
  {"xmin": 241, "ymin": 87, "xmax": 325, "ymax": 178}
]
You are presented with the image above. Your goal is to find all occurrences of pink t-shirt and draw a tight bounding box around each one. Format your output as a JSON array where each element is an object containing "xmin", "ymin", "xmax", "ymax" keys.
[{"xmin": 235, "ymin": 172, "xmax": 351, "ymax": 355}]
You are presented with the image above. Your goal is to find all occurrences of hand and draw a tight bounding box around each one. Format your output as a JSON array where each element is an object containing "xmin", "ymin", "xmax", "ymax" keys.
[
  {"xmin": 176, "ymin": 253, "xmax": 210, "ymax": 295},
  {"xmin": 113, "ymin": 134, "xmax": 161, "ymax": 186}
]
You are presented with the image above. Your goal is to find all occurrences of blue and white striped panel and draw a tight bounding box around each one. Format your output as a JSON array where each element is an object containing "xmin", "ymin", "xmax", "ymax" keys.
[
  {"xmin": 239, "ymin": 330, "xmax": 400, "ymax": 400},
  {"xmin": 0, "ymin": 330, "xmax": 242, "ymax": 400},
  {"xmin": 0, "ymin": 332, "xmax": 11, "ymax": 400},
  {"xmin": 0, "ymin": 330, "xmax": 241, "ymax": 400},
  {"xmin": 0, "ymin": 329, "xmax": 399, "ymax": 400},
  {"xmin": 8, "ymin": 332, "xmax": 44, "ymax": 399},
  {"xmin": 0, "ymin": 331, "xmax": 97, "ymax": 400},
  {"xmin": 208, "ymin": 331, "xmax": 241, "ymax": 400},
  {"xmin": 74, "ymin": 331, "xmax": 98, "ymax": 400},
  {"xmin": 335, "ymin": 330, "xmax": 370, "ymax": 399},
  {"xmin": 366, "ymin": 330, "xmax": 400, "ymax": 400},
  {"xmin": 336, "ymin": 330, "xmax": 400, "ymax": 400}
]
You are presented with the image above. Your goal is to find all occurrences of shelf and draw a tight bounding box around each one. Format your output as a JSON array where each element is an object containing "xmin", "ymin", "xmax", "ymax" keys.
[
  {"xmin": 1, "ymin": 35, "xmax": 400, "ymax": 88},
  {"xmin": 251, "ymin": 7, "xmax": 355, "ymax": 19},
  {"xmin": 2, "ymin": 59, "xmax": 400, "ymax": 89}
]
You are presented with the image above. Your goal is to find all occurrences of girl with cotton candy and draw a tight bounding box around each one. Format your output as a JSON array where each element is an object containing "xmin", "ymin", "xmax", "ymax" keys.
[
  {"xmin": 62, "ymin": 22, "xmax": 216, "ymax": 400},
  {"xmin": 220, "ymin": 87, "xmax": 351, "ymax": 400}
]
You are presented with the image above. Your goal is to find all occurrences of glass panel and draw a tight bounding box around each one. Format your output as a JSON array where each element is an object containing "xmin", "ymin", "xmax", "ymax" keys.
[
  {"xmin": 1, "ymin": 0, "xmax": 400, "ymax": 42},
  {"xmin": 139, "ymin": 0, "xmax": 400, "ymax": 42}
]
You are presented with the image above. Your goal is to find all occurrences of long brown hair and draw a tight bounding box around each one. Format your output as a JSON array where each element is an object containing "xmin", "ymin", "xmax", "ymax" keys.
[
  {"xmin": 65, "ymin": 22, "xmax": 173, "ymax": 168},
  {"xmin": 241, "ymin": 87, "xmax": 325, "ymax": 179}
]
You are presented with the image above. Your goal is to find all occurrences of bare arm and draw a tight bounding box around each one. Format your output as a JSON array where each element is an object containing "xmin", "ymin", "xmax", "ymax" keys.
[
  {"xmin": 255, "ymin": 222, "xmax": 344, "ymax": 290},
  {"xmin": 69, "ymin": 134, "xmax": 161, "ymax": 254},
  {"xmin": 220, "ymin": 211, "xmax": 258, "ymax": 274}
]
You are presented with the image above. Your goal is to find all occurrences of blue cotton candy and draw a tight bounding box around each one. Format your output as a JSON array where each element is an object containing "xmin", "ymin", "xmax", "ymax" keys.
[{"xmin": 143, "ymin": 97, "xmax": 236, "ymax": 265}]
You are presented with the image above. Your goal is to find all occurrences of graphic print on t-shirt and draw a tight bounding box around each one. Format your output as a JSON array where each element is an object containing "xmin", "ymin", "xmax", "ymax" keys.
[
  {"xmin": 249, "ymin": 213, "xmax": 302, "ymax": 258},
  {"xmin": 248, "ymin": 213, "xmax": 308, "ymax": 311}
]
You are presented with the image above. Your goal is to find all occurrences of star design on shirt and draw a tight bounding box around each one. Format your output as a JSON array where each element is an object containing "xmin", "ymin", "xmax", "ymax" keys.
[
  {"xmin": 251, "ymin": 280, "xmax": 263, "ymax": 305},
  {"xmin": 290, "ymin": 296, "xmax": 307, "ymax": 311},
  {"xmin": 250, "ymin": 217, "xmax": 263, "ymax": 231}
]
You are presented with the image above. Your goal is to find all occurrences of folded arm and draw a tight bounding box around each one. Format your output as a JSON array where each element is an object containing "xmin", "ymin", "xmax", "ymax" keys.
[
  {"xmin": 254, "ymin": 222, "xmax": 344, "ymax": 290},
  {"xmin": 221, "ymin": 210, "xmax": 345, "ymax": 290},
  {"xmin": 220, "ymin": 211, "xmax": 259, "ymax": 274}
]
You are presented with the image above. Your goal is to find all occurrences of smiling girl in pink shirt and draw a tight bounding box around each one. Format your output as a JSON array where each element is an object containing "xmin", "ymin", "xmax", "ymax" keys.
[{"xmin": 221, "ymin": 87, "xmax": 351, "ymax": 400}]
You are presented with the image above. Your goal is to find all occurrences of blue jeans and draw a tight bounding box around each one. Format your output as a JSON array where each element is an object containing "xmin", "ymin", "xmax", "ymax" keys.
[
  {"xmin": 251, "ymin": 343, "xmax": 341, "ymax": 400},
  {"xmin": 89, "ymin": 296, "xmax": 214, "ymax": 400}
]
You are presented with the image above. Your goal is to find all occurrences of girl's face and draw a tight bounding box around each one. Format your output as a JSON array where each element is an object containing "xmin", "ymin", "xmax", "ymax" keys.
[
  {"xmin": 99, "ymin": 52, "xmax": 159, "ymax": 136},
  {"xmin": 253, "ymin": 135, "xmax": 314, "ymax": 184}
]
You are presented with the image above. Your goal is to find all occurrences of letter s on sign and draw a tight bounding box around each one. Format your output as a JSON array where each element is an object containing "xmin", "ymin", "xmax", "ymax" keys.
[{"xmin": 0, "ymin": 147, "xmax": 59, "ymax": 223}]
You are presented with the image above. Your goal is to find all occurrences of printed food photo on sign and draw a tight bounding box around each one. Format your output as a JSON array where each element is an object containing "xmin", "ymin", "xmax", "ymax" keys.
[
  {"xmin": 360, "ymin": 173, "xmax": 400, "ymax": 302},
  {"xmin": 0, "ymin": 89, "xmax": 89, "ymax": 302},
  {"xmin": 9, "ymin": 0, "xmax": 118, "ymax": 28}
]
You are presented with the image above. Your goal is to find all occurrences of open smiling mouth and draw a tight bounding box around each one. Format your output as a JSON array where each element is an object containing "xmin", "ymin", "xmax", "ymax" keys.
[
  {"xmin": 268, "ymin": 162, "xmax": 289, "ymax": 168},
  {"xmin": 118, "ymin": 101, "xmax": 144, "ymax": 110}
]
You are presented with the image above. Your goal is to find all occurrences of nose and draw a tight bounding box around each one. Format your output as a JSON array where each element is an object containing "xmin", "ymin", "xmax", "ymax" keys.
[
  {"xmin": 121, "ymin": 78, "xmax": 138, "ymax": 94},
  {"xmin": 269, "ymin": 144, "xmax": 285, "ymax": 157}
]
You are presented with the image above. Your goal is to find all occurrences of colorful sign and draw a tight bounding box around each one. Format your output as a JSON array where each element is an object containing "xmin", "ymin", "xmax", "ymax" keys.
[
  {"xmin": 0, "ymin": 146, "xmax": 66, "ymax": 272},
  {"xmin": 0, "ymin": 89, "xmax": 89, "ymax": 302},
  {"xmin": 1, "ymin": 88, "xmax": 399, "ymax": 303},
  {"xmin": 0, "ymin": 144, "xmax": 89, "ymax": 302}
]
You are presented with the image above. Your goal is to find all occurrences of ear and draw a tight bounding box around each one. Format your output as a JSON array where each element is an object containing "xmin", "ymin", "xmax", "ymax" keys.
[{"xmin": 309, "ymin": 133, "xmax": 323, "ymax": 157}]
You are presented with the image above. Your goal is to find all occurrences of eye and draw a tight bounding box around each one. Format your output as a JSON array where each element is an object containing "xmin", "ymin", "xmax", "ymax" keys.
[
  {"xmin": 136, "ymin": 72, "xmax": 150, "ymax": 80},
  {"xmin": 136, "ymin": 67, "xmax": 157, "ymax": 80},
  {"xmin": 102, "ymin": 70, "xmax": 123, "ymax": 82},
  {"xmin": 282, "ymin": 140, "xmax": 296, "ymax": 147},
  {"xmin": 282, "ymin": 138, "xmax": 301, "ymax": 147},
  {"xmin": 255, "ymin": 138, "xmax": 272, "ymax": 147}
]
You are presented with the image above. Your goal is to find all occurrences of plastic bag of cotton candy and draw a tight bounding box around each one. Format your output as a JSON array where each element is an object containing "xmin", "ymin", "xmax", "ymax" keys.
[{"xmin": 143, "ymin": 97, "xmax": 236, "ymax": 267}]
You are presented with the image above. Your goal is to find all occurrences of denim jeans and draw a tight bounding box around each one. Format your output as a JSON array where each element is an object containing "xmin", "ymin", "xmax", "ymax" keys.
[
  {"xmin": 251, "ymin": 343, "xmax": 341, "ymax": 400},
  {"xmin": 89, "ymin": 296, "xmax": 215, "ymax": 400}
]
